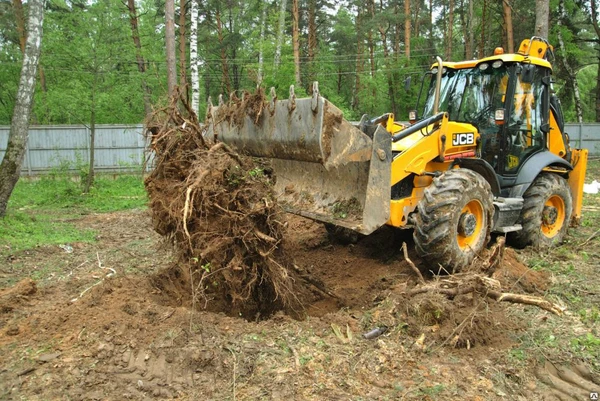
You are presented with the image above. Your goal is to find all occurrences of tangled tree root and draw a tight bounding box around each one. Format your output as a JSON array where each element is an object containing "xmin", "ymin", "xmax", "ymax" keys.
[
  {"xmin": 403, "ymin": 237, "xmax": 564, "ymax": 316},
  {"xmin": 145, "ymin": 89, "xmax": 306, "ymax": 320}
]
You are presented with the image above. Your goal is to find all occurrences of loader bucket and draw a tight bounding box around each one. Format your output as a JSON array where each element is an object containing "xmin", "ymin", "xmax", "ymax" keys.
[{"xmin": 206, "ymin": 84, "xmax": 392, "ymax": 235}]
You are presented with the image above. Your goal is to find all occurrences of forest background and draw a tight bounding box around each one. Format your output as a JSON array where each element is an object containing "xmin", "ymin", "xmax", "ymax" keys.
[{"xmin": 1, "ymin": 0, "xmax": 600, "ymax": 128}]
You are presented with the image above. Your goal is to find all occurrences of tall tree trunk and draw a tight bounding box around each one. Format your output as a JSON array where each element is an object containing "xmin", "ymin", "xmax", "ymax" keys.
[
  {"xmin": 165, "ymin": 0, "xmax": 177, "ymax": 96},
  {"xmin": 445, "ymin": 0, "xmax": 454, "ymax": 59},
  {"xmin": 353, "ymin": 7, "xmax": 363, "ymax": 110},
  {"xmin": 429, "ymin": 0, "xmax": 434, "ymax": 50},
  {"xmin": 190, "ymin": 0, "xmax": 200, "ymax": 114},
  {"xmin": 502, "ymin": 0, "xmax": 514, "ymax": 52},
  {"xmin": 216, "ymin": 8, "xmax": 231, "ymax": 94},
  {"xmin": 460, "ymin": 0, "xmax": 467, "ymax": 58},
  {"xmin": 83, "ymin": 74, "xmax": 97, "ymax": 194},
  {"xmin": 228, "ymin": 7, "xmax": 240, "ymax": 91},
  {"xmin": 413, "ymin": 0, "xmax": 421, "ymax": 38},
  {"xmin": 377, "ymin": 5, "xmax": 396, "ymax": 114},
  {"xmin": 557, "ymin": 0, "xmax": 582, "ymax": 122},
  {"xmin": 366, "ymin": 0, "xmax": 375, "ymax": 80},
  {"xmin": 467, "ymin": 0, "xmax": 473, "ymax": 58},
  {"xmin": 13, "ymin": 0, "xmax": 26, "ymax": 53},
  {"xmin": 257, "ymin": 1, "xmax": 267, "ymax": 85},
  {"xmin": 405, "ymin": 0, "xmax": 411, "ymax": 60},
  {"xmin": 178, "ymin": 0, "xmax": 187, "ymax": 89},
  {"xmin": 394, "ymin": 2, "xmax": 401, "ymax": 57},
  {"xmin": 292, "ymin": 0, "xmax": 301, "ymax": 86},
  {"xmin": 126, "ymin": 0, "xmax": 152, "ymax": 118},
  {"xmin": 480, "ymin": 0, "xmax": 486, "ymax": 56},
  {"xmin": 596, "ymin": 52, "xmax": 600, "ymax": 122},
  {"xmin": 535, "ymin": 0, "xmax": 549, "ymax": 38},
  {"xmin": 274, "ymin": 0, "xmax": 287, "ymax": 70},
  {"xmin": 13, "ymin": 0, "xmax": 46, "ymax": 123},
  {"xmin": 589, "ymin": 0, "xmax": 600, "ymax": 121},
  {"xmin": 307, "ymin": 0, "xmax": 317, "ymax": 87},
  {"xmin": 0, "ymin": 0, "xmax": 45, "ymax": 216}
]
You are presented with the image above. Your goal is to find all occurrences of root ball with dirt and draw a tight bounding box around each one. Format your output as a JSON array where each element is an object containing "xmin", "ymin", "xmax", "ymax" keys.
[{"xmin": 144, "ymin": 90, "xmax": 305, "ymax": 319}]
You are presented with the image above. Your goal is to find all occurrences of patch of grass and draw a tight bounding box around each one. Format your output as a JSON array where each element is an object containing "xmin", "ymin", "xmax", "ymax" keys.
[
  {"xmin": 585, "ymin": 158, "xmax": 600, "ymax": 180},
  {"xmin": 0, "ymin": 174, "xmax": 147, "ymax": 256},
  {"xmin": 418, "ymin": 384, "xmax": 445, "ymax": 396},
  {"xmin": 571, "ymin": 333, "xmax": 600, "ymax": 357},
  {"xmin": 9, "ymin": 174, "xmax": 147, "ymax": 213},
  {"xmin": 578, "ymin": 307, "xmax": 600, "ymax": 325},
  {"xmin": 0, "ymin": 211, "xmax": 97, "ymax": 255}
]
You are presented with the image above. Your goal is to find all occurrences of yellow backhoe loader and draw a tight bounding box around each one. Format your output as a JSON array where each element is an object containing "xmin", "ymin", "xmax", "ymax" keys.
[{"xmin": 206, "ymin": 37, "xmax": 588, "ymax": 272}]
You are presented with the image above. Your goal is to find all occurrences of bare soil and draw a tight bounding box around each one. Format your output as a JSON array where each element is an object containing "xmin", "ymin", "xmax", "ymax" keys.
[{"xmin": 1, "ymin": 209, "xmax": 596, "ymax": 400}]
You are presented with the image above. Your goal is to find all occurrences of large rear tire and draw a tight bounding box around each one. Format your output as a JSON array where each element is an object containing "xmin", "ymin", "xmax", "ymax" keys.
[
  {"xmin": 413, "ymin": 169, "xmax": 493, "ymax": 273},
  {"xmin": 508, "ymin": 173, "xmax": 572, "ymax": 249}
]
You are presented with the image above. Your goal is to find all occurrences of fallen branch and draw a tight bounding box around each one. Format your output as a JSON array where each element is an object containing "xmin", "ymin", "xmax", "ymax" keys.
[
  {"xmin": 408, "ymin": 285, "xmax": 475, "ymax": 297},
  {"xmin": 404, "ymin": 274, "xmax": 564, "ymax": 315},
  {"xmin": 576, "ymin": 228, "xmax": 600, "ymax": 249},
  {"xmin": 402, "ymin": 242, "xmax": 425, "ymax": 285},
  {"xmin": 484, "ymin": 289, "xmax": 564, "ymax": 315}
]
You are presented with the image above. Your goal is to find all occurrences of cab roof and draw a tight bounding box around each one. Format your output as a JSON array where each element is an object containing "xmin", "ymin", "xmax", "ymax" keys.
[
  {"xmin": 439, "ymin": 53, "xmax": 552, "ymax": 71},
  {"xmin": 432, "ymin": 37, "xmax": 554, "ymax": 71}
]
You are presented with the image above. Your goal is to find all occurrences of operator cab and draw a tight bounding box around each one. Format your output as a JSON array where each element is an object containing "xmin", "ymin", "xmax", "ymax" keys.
[{"xmin": 414, "ymin": 37, "xmax": 567, "ymax": 195}]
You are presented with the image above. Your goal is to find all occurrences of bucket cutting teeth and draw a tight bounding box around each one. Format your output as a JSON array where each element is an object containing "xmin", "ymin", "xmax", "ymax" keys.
[{"xmin": 206, "ymin": 82, "xmax": 392, "ymax": 234}]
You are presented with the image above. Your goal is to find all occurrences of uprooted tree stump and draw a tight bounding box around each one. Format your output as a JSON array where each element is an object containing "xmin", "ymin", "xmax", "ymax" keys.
[
  {"xmin": 402, "ymin": 237, "xmax": 564, "ymax": 316},
  {"xmin": 144, "ymin": 89, "xmax": 307, "ymax": 320}
]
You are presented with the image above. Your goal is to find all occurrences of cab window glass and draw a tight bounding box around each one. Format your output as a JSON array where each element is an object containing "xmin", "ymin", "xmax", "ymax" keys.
[{"xmin": 504, "ymin": 66, "xmax": 545, "ymax": 173}]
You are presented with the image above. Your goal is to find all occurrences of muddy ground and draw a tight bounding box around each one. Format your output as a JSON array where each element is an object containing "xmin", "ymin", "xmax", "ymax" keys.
[{"xmin": 0, "ymin": 207, "xmax": 598, "ymax": 400}]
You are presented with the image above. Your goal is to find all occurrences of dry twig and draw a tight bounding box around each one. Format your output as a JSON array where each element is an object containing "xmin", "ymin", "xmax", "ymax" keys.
[{"xmin": 402, "ymin": 242, "xmax": 425, "ymax": 284}]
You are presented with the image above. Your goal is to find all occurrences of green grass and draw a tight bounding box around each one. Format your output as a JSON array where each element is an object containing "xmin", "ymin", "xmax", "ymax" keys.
[
  {"xmin": 9, "ymin": 174, "xmax": 147, "ymax": 212},
  {"xmin": 0, "ymin": 174, "xmax": 148, "ymax": 255},
  {"xmin": 585, "ymin": 157, "xmax": 600, "ymax": 181},
  {"xmin": 0, "ymin": 211, "xmax": 97, "ymax": 254},
  {"xmin": 504, "ymin": 157, "xmax": 600, "ymax": 373}
]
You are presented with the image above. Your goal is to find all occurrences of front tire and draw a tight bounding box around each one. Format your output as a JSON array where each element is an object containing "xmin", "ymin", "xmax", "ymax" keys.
[
  {"xmin": 508, "ymin": 173, "xmax": 572, "ymax": 249},
  {"xmin": 413, "ymin": 169, "xmax": 493, "ymax": 273}
]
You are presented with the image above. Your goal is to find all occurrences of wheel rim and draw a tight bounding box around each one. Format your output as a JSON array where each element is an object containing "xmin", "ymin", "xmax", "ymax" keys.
[
  {"xmin": 541, "ymin": 195, "xmax": 566, "ymax": 238},
  {"xmin": 457, "ymin": 199, "xmax": 485, "ymax": 250}
]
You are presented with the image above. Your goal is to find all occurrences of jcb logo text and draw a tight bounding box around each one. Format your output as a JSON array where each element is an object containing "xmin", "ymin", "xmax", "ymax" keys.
[{"xmin": 452, "ymin": 133, "xmax": 475, "ymax": 146}]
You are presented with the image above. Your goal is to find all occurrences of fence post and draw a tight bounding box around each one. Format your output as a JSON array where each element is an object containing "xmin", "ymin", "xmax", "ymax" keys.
[{"xmin": 25, "ymin": 132, "xmax": 32, "ymax": 176}]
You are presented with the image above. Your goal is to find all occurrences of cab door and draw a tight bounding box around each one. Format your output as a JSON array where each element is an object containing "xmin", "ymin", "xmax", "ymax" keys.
[{"xmin": 501, "ymin": 64, "xmax": 549, "ymax": 174}]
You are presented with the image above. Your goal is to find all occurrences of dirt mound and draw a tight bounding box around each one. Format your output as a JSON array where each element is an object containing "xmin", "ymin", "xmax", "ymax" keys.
[
  {"xmin": 2, "ymin": 209, "xmax": 596, "ymax": 400},
  {"xmin": 403, "ymin": 291, "xmax": 518, "ymax": 349},
  {"xmin": 0, "ymin": 278, "xmax": 36, "ymax": 316},
  {"xmin": 493, "ymin": 248, "xmax": 550, "ymax": 293},
  {"xmin": 145, "ymin": 91, "xmax": 307, "ymax": 320},
  {"xmin": 0, "ymin": 279, "xmax": 37, "ymax": 338}
]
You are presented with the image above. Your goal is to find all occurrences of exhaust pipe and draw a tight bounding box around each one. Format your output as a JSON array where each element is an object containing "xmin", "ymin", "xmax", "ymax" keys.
[{"xmin": 433, "ymin": 56, "xmax": 443, "ymax": 115}]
